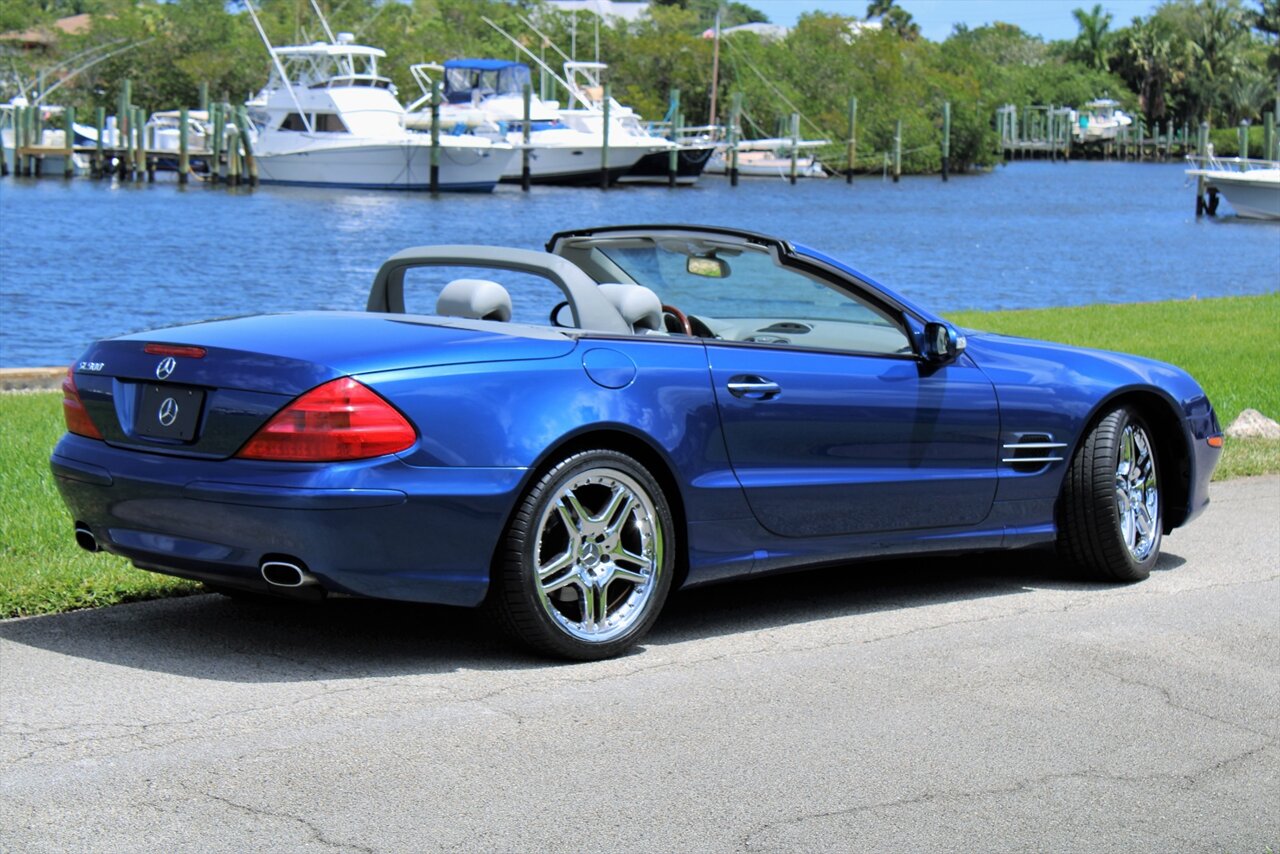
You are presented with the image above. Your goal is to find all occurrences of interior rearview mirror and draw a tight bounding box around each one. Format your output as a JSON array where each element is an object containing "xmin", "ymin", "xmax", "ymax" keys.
[
  {"xmin": 923, "ymin": 322, "xmax": 966, "ymax": 363},
  {"xmin": 686, "ymin": 255, "xmax": 729, "ymax": 278}
]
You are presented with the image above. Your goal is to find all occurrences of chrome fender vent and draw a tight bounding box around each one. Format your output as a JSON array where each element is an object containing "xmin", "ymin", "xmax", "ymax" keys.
[{"xmin": 1002, "ymin": 434, "xmax": 1068, "ymax": 473}]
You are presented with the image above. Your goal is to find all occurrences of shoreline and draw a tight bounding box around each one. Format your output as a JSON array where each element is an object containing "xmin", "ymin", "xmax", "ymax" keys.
[{"xmin": 0, "ymin": 367, "xmax": 65, "ymax": 392}]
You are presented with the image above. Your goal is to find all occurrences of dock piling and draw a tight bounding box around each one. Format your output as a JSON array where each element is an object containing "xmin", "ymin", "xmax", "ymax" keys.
[
  {"xmin": 846, "ymin": 96, "xmax": 857, "ymax": 184},
  {"xmin": 429, "ymin": 81, "xmax": 441, "ymax": 193},
  {"xmin": 667, "ymin": 88, "xmax": 680, "ymax": 187},
  {"xmin": 1238, "ymin": 120, "xmax": 1249, "ymax": 159},
  {"xmin": 178, "ymin": 107, "xmax": 189, "ymax": 184},
  {"xmin": 235, "ymin": 106, "xmax": 257, "ymax": 187},
  {"xmin": 788, "ymin": 113, "xmax": 800, "ymax": 185},
  {"xmin": 941, "ymin": 101, "xmax": 950, "ymax": 180},
  {"xmin": 728, "ymin": 92, "xmax": 741, "ymax": 187},
  {"xmin": 63, "ymin": 107, "xmax": 75, "ymax": 179},
  {"xmin": 600, "ymin": 84, "xmax": 611, "ymax": 190},
  {"xmin": 93, "ymin": 107, "xmax": 105, "ymax": 177},
  {"xmin": 892, "ymin": 119, "xmax": 902, "ymax": 183},
  {"xmin": 521, "ymin": 82, "xmax": 531, "ymax": 191},
  {"xmin": 1265, "ymin": 111, "xmax": 1276, "ymax": 161}
]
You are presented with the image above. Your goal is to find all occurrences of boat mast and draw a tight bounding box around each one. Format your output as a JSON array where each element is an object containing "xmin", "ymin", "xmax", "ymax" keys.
[{"xmin": 244, "ymin": 0, "xmax": 314, "ymax": 133}]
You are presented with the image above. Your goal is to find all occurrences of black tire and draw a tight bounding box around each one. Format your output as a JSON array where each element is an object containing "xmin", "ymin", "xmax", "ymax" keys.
[
  {"xmin": 1058, "ymin": 405, "xmax": 1163, "ymax": 581},
  {"xmin": 487, "ymin": 449, "xmax": 675, "ymax": 660}
]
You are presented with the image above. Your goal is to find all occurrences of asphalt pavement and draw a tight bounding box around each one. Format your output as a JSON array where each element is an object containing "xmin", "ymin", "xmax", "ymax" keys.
[{"xmin": 2, "ymin": 476, "xmax": 1277, "ymax": 853}]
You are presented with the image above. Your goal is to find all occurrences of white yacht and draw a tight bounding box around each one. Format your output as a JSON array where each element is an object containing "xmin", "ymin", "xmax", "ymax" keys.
[
  {"xmin": 244, "ymin": 35, "xmax": 514, "ymax": 191},
  {"xmin": 1186, "ymin": 155, "xmax": 1280, "ymax": 220},
  {"xmin": 403, "ymin": 59, "xmax": 654, "ymax": 185},
  {"xmin": 1071, "ymin": 99, "xmax": 1133, "ymax": 143},
  {"xmin": 556, "ymin": 61, "xmax": 714, "ymax": 185}
]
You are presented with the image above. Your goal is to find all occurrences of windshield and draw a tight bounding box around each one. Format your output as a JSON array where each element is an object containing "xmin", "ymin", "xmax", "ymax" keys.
[
  {"xmin": 444, "ymin": 64, "xmax": 532, "ymax": 103},
  {"xmin": 581, "ymin": 237, "xmax": 912, "ymax": 355}
]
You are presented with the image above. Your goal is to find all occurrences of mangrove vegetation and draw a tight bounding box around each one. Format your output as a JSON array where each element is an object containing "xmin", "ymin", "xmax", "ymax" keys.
[{"xmin": 1, "ymin": 0, "xmax": 1277, "ymax": 172}]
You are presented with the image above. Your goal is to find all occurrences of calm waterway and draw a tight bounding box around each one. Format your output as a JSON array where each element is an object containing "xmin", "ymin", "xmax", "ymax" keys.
[{"xmin": 1, "ymin": 161, "xmax": 1276, "ymax": 367}]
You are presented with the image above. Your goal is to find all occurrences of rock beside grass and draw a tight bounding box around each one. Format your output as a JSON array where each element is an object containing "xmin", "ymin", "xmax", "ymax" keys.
[{"xmin": 1225, "ymin": 408, "xmax": 1280, "ymax": 439}]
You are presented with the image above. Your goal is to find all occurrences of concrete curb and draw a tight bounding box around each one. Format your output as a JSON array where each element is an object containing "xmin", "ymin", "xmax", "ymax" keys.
[{"xmin": 0, "ymin": 367, "xmax": 65, "ymax": 392}]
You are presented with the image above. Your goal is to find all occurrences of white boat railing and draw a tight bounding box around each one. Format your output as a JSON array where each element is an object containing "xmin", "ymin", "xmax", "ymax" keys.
[{"xmin": 1185, "ymin": 153, "xmax": 1280, "ymax": 173}]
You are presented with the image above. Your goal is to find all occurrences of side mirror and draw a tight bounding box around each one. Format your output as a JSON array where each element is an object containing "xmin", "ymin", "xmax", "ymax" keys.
[{"xmin": 923, "ymin": 322, "xmax": 965, "ymax": 363}]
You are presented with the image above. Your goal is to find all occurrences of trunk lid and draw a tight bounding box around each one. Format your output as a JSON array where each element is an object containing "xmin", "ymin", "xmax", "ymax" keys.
[{"xmin": 72, "ymin": 311, "xmax": 575, "ymax": 459}]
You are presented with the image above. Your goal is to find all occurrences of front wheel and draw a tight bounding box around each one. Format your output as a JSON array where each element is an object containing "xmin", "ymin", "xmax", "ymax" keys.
[
  {"xmin": 1058, "ymin": 405, "xmax": 1162, "ymax": 581},
  {"xmin": 488, "ymin": 450, "xmax": 675, "ymax": 660}
]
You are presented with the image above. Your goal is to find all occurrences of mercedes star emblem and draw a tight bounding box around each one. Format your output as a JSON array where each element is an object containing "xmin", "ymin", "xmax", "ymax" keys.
[
  {"xmin": 157, "ymin": 397, "xmax": 179, "ymax": 428},
  {"xmin": 156, "ymin": 356, "xmax": 177, "ymax": 380}
]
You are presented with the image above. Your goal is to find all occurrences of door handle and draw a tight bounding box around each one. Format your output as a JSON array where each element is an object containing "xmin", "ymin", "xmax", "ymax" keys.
[{"xmin": 727, "ymin": 375, "xmax": 781, "ymax": 400}]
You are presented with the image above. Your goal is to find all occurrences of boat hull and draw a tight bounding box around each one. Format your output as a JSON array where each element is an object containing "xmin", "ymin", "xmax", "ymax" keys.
[
  {"xmin": 704, "ymin": 149, "xmax": 827, "ymax": 178},
  {"xmin": 617, "ymin": 146, "xmax": 714, "ymax": 185},
  {"xmin": 1187, "ymin": 167, "xmax": 1280, "ymax": 220},
  {"xmin": 497, "ymin": 139, "xmax": 647, "ymax": 185},
  {"xmin": 254, "ymin": 140, "xmax": 513, "ymax": 191}
]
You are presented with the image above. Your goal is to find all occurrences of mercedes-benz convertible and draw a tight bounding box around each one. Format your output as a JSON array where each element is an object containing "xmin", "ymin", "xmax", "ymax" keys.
[{"xmin": 51, "ymin": 225, "xmax": 1222, "ymax": 659}]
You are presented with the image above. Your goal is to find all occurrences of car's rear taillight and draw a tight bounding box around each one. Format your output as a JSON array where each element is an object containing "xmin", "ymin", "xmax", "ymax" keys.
[
  {"xmin": 61, "ymin": 367, "xmax": 102, "ymax": 440},
  {"xmin": 235, "ymin": 378, "xmax": 415, "ymax": 462}
]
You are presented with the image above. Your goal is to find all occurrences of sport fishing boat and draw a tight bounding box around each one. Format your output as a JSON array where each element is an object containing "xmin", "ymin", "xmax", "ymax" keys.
[
  {"xmin": 402, "ymin": 58, "xmax": 654, "ymax": 185},
  {"xmin": 242, "ymin": 32, "xmax": 514, "ymax": 191},
  {"xmin": 1185, "ymin": 154, "xmax": 1280, "ymax": 220},
  {"xmin": 557, "ymin": 61, "xmax": 715, "ymax": 185}
]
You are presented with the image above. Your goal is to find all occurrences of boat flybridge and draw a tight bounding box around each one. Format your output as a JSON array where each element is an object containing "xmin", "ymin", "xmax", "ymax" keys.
[
  {"xmin": 403, "ymin": 59, "xmax": 656, "ymax": 185},
  {"xmin": 244, "ymin": 34, "xmax": 514, "ymax": 191}
]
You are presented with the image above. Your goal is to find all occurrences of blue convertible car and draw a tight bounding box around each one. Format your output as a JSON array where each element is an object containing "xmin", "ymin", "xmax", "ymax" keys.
[{"xmin": 52, "ymin": 225, "xmax": 1222, "ymax": 659}]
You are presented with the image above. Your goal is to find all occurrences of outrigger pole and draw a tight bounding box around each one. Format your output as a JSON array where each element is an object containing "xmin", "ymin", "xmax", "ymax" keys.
[
  {"xmin": 243, "ymin": 0, "xmax": 313, "ymax": 133},
  {"xmin": 481, "ymin": 17, "xmax": 590, "ymax": 109}
]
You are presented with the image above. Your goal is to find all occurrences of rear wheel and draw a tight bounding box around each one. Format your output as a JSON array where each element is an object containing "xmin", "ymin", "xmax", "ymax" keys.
[
  {"xmin": 1058, "ymin": 405, "xmax": 1162, "ymax": 581},
  {"xmin": 488, "ymin": 450, "xmax": 674, "ymax": 660}
]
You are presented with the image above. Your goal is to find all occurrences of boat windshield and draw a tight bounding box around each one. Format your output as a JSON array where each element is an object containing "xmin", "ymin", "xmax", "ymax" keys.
[
  {"xmin": 443, "ymin": 61, "xmax": 532, "ymax": 103},
  {"xmin": 269, "ymin": 48, "xmax": 388, "ymax": 89}
]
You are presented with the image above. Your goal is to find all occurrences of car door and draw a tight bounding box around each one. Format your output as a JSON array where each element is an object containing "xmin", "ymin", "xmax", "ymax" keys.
[{"xmin": 707, "ymin": 343, "xmax": 1000, "ymax": 538}]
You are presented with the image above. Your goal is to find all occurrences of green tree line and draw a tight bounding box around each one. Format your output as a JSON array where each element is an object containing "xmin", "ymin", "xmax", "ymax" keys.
[{"xmin": 1, "ymin": 0, "xmax": 1275, "ymax": 173}]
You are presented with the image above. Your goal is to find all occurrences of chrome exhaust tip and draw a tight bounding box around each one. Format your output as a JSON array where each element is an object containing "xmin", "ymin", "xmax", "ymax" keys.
[
  {"xmin": 74, "ymin": 524, "xmax": 99, "ymax": 552},
  {"xmin": 260, "ymin": 560, "xmax": 316, "ymax": 588}
]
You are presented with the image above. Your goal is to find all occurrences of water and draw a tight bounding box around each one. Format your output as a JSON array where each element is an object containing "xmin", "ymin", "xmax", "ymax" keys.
[{"xmin": 1, "ymin": 161, "xmax": 1277, "ymax": 366}]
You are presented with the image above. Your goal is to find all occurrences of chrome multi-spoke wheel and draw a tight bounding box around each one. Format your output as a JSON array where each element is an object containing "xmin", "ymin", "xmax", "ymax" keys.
[
  {"xmin": 534, "ymin": 467, "xmax": 663, "ymax": 643},
  {"xmin": 1059, "ymin": 405, "xmax": 1163, "ymax": 582},
  {"xmin": 489, "ymin": 450, "xmax": 674, "ymax": 660},
  {"xmin": 1114, "ymin": 423, "xmax": 1159, "ymax": 562}
]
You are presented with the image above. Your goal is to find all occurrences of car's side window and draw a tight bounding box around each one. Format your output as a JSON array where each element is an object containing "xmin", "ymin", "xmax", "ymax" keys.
[
  {"xmin": 401, "ymin": 266, "xmax": 564, "ymax": 326},
  {"xmin": 597, "ymin": 245, "xmax": 913, "ymax": 357}
]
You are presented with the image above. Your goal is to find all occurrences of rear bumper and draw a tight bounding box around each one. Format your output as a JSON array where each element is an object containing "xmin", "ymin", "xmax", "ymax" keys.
[{"xmin": 51, "ymin": 435, "xmax": 527, "ymax": 607}]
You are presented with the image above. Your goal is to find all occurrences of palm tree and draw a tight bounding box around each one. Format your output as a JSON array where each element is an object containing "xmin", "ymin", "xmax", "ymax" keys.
[
  {"xmin": 1119, "ymin": 15, "xmax": 1182, "ymax": 120},
  {"xmin": 1072, "ymin": 4, "xmax": 1114, "ymax": 70}
]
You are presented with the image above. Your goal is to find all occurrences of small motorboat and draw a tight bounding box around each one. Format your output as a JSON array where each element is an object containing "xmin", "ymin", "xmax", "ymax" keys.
[{"xmin": 1186, "ymin": 154, "xmax": 1280, "ymax": 220}]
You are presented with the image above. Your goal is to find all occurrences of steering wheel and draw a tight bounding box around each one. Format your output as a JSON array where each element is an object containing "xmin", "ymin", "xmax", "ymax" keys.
[{"xmin": 662, "ymin": 304, "xmax": 692, "ymax": 336}]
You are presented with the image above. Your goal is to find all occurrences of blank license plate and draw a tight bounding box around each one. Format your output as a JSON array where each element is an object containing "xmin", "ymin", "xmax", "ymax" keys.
[{"xmin": 135, "ymin": 384, "xmax": 204, "ymax": 441}]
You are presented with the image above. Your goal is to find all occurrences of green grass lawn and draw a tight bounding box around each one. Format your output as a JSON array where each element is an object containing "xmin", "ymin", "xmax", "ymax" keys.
[
  {"xmin": 0, "ymin": 392, "xmax": 199, "ymax": 618},
  {"xmin": 2, "ymin": 293, "xmax": 1277, "ymax": 619},
  {"xmin": 950, "ymin": 292, "xmax": 1280, "ymax": 479}
]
